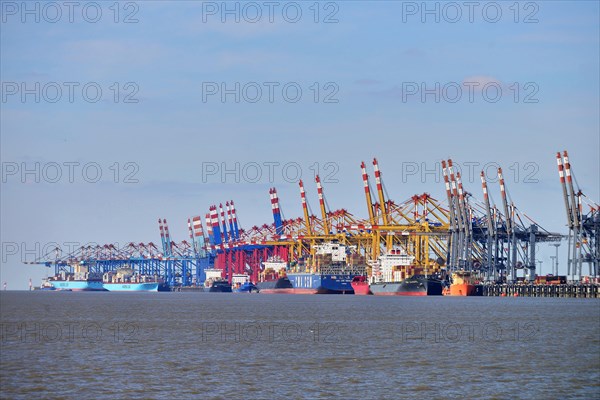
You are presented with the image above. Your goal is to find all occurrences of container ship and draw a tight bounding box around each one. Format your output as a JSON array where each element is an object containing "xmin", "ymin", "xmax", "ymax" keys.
[
  {"xmin": 103, "ymin": 268, "xmax": 169, "ymax": 292},
  {"xmin": 46, "ymin": 266, "xmax": 105, "ymax": 291},
  {"xmin": 285, "ymin": 242, "xmax": 366, "ymax": 294},
  {"xmin": 286, "ymin": 271, "xmax": 357, "ymax": 294},
  {"xmin": 257, "ymin": 256, "xmax": 295, "ymax": 294},
  {"xmin": 370, "ymin": 274, "xmax": 444, "ymax": 296},
  {"xmin": 369, "ymin": 249, "xmax": 443, "ymax": 296}
]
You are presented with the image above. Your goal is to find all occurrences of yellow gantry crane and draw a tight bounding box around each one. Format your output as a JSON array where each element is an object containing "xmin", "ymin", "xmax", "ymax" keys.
[
  {"xmin": 256, "ymin": 157, "xmax": 452, "ymax": 277},
  {"xmin": 349, "ymin": 159, "xmax": 450, "ymax": 270}
]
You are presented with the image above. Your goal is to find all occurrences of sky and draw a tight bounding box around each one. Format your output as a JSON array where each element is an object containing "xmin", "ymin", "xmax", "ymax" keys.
[{"xmin": 1, "ymin": 1, "xmax": 599, "ymax": 289}]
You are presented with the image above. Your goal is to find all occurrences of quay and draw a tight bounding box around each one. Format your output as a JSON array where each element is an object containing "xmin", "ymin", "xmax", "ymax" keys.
[{"xmin": 480, "ymin": 284, "xmax": 600, "ymax": 298}]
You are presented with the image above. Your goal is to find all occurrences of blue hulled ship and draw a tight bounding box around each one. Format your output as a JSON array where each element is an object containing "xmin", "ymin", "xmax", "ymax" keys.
[{"xmin": 286, "ymin": 242, "xmax": 366, "ymax": 294}]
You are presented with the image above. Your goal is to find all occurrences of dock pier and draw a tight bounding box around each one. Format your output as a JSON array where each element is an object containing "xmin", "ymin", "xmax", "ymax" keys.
[{"xmin": 480, "ymin": 284, "xmax": 600, "ymax": 298}]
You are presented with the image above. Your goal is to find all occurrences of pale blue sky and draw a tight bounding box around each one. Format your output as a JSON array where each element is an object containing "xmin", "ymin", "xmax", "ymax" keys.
[{"xmin": 1, "ymin": 1, "xmax": 599, "ymax": 288}]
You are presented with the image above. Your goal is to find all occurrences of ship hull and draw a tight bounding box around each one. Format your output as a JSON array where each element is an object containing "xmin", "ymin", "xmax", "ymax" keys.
[
  {"xmin": 173, "ymin": 286, "xmax": 205, "ymax": 292},
  {"xmin": 208, "ymin": 282, "xmax": 232, "ymax": 293},
  {"xmin": 371, "ymin": 276, "xmax": 443, "ymax": 296},
  {"xmin": 351, "ymin": 277, "xmax": 372, "ymax": 295},
  {"xmin": 257, "ymin": 277, "xmax": 294, "ymax": 294},
  {"xmin": 235, "ymin": 283, "xmax": 259, "ymax": 293},
  {"xmin": 286, "ymin": 273, "xmax": 355, "ymax": 294},
  {"xmin": 447, "ymin": 283, "xmax": 482, "ymax": 296},
  {"xmin": 351, "ymin": 282, "xmax": 371, "ymax": 295},
  {"xmin": 259, "ymin": 288, "xmax": 297, "ymax": 294},
  {"xmin": 103, "ymin": 282, "xmax": 167, "ymax": 292},
  {"xmin": 50, "ymin": 280, "xmax": 106, "ymax": 291}
]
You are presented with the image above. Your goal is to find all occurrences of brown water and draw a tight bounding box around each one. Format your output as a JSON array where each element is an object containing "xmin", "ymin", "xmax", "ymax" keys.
[{"xmin": 1, "ymin": 292, "xmax": 599, "ymax": 399}]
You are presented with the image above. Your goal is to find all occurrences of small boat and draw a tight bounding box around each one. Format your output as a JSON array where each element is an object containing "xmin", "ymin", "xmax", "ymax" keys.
[
  {"xmin": 39, "ymin": 279, "xmax": 56, "ymax": 291},
  {"xmin": 235, "ymin": 281, "xmax": 259, "ymax": 293},
  {"xmin": 232, "ymin": 274, "xmax": 258, "ymax": 293},
  {"xmin": 351, "ymin": 276, "xmax": 371, "ymax": 295}
]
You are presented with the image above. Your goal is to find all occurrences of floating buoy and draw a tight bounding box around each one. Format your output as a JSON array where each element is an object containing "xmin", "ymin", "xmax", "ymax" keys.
[
  {"xmin": 501, "ymin": 293, "xmax": 506, "ymax": 297},
  {"xmin": 514, "ymin": 293, "xmax": 519, "ymax": 297}
]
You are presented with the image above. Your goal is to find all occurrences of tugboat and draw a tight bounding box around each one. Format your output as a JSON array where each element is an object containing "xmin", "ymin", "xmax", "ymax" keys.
[
  {"xmin": 39, "ymin": 278, "xmax": 56, "ymax": 291},
  {"xmin": 235, "ymin": 281, "xmax": 259, "ymax": 293},
  {"xmin": 232, "ymin": 274, "xmax": 259, "ymax": 293},
  {"xmin": 445, "ymin": 270, "xmax": 482, "ymax": 296}
]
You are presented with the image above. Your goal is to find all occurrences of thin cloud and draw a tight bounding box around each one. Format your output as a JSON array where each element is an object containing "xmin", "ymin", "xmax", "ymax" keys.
[
  {"xmin": 355, "ymin": 79, "xmax": 381, "ymax": 86},
  {"xmin": 63, "ymin": 39, "xmax": 163, "ymax": 67},
  {"xmin": 462, "ymin": 76, "xmax": 502, "ymax": 90},
  {"xmin": 510, "ymin": 32, "xmax": 594, "ymax": 45},
  {"xmin": 214, "ymin": 50, "xmax": 283, "ymax": 68}
]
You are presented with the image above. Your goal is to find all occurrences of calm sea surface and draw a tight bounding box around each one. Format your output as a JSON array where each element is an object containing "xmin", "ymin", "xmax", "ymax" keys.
[{"xmin": 1, "ymin": 292, "xmax": 599, "ymax": 399}]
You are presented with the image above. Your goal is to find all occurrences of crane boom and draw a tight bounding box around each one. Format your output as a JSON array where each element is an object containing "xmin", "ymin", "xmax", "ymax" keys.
[
  {"xmin": 373, "ymin": 158, "xmax": 389, "ymax": 226},
  {"xmin": 498, "ymin": 168, "xmax": 512, "ymax": 235},
  {"xmin": 563, "ymin": 151, "xmax": 580, "ymax": 228},
  {"xmin": 480, "ymin": 171, "xmax": 494, "ymax": 236},
  {"xmin": 299, "ymin": 179, "xmax": 313, "ymax": 235},
  {"xmin": 556, "ymin": 152, "xmax": 573, "ymax": 228},
  {"xmin": 315, "ymin": 175, "xmax": 330, "ymax": 234},
  {"xmin": 361, "ymin": 161, "xmax": 376, "ymax": 224}
]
